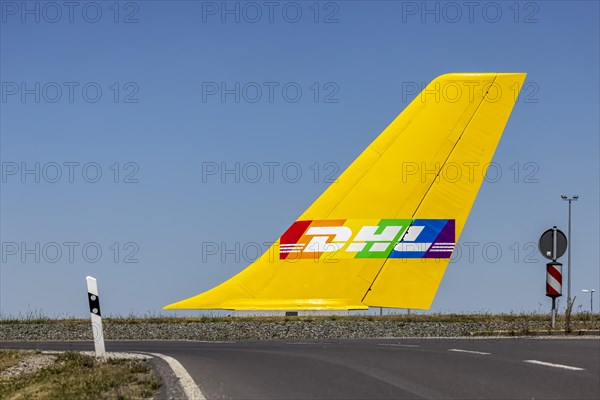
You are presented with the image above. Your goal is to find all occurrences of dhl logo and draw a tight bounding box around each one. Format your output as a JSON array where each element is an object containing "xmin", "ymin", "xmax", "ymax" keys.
[{"xmin": 279, "ymin": 219, "xmax": 455, "ymax": 260}]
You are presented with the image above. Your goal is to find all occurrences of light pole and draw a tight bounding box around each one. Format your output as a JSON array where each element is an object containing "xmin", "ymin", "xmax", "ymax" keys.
[
  {"xmin": 561, "ymin": 195, "xmax": 578, "ymax": 307},
  {"xmin": 582, "ymin": 289, "xmax": 595, "ymax": 313}
]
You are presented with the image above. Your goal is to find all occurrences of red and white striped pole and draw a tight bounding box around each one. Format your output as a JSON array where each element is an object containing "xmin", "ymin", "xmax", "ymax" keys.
[{"xmin": 546, "ymin": 262, "xmax": 562, "ymax": 328}]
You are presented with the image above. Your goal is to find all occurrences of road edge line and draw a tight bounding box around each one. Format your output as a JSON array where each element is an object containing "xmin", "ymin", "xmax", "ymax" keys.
[{"xmin": 150, "ymin": 352, "xmax": 206, "ymax": 400}]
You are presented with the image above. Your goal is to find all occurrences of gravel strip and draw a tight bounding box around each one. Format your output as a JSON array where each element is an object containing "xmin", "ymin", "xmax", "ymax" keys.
[
  {"xmin": 1, "ymin": 320, "xmax": 598, "ymax": 341},
  {"xmin": 0, "ymin": 353, "xmax": 57, "ymax": 379}
]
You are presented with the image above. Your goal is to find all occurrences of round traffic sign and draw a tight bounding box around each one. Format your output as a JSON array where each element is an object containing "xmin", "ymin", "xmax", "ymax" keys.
[{"xmin": 539, "ymin": 228, "xmax": 567, "ymax": 260}]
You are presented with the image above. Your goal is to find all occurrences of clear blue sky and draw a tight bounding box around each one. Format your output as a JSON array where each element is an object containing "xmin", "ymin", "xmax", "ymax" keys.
[{"xmin": 1, "ymin": 1, "xmax": 598, "ymax": 317}]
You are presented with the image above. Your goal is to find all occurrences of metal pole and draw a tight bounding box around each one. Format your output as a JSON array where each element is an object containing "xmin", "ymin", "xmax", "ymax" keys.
[
  {"xmin": 551, "ymin": 297, "xmax": 556, "ymax": 328},
  {"xmin": 552, "ymin": 226, "xmax": 557, "ymax": 260},
  {"xmin": 567, "ymin": 199, "xmax": 571, "ymax": 308}
]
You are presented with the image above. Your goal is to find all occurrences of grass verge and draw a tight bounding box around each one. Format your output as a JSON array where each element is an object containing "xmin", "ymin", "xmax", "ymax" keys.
[{"xmin": 0, "ymin": 350, "xmax": 161, "ymax": 400}]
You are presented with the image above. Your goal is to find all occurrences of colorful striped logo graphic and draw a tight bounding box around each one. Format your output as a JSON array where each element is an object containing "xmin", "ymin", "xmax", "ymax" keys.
[{"xmin": 279, "ymin": 219, "xmax": 455, "ymax": 260}]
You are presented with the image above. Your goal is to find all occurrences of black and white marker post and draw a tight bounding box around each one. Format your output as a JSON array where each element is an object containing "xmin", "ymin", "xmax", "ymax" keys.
[{"xmin": 86, "ymin": 276, "xmax": 106, "ymax": 359}]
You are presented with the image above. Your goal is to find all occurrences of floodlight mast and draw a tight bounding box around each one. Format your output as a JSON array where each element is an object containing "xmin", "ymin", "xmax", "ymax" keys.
[{"xmin": 561, "ymin": 195, "xmax": 578, "ymax": 308}]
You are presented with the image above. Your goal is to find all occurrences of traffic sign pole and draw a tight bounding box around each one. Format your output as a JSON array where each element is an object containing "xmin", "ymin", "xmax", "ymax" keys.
[
  {"xmin": 551, "ymin": 298, "xmax": 556, "ymax": 328},
  {"xmin": 539, "ymin": 227, "xmax": 567, "ymax": 330},
  {"xmin": 552, "ymin": 226, "xmax": 557, "ymax": 261}
]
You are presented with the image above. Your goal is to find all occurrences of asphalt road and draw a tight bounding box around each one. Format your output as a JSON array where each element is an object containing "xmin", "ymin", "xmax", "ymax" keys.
[{"xmin": 2, "ymin": 338, "xmax": 598, "ymax": 399}]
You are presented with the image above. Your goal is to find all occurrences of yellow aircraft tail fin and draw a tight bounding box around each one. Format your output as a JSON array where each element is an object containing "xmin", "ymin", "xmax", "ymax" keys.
[{"xmin": 165, "ymin": 72, "xmax": 526, "ymax": 311}]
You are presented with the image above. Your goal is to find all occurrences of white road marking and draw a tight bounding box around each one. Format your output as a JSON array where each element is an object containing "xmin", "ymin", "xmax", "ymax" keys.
[
  {"xmin": 448, "ymin": 348, "xmax": 491, "ymax": 355},
  {"xmin": 150, "ymin": 352, "xmax": 206, "ymax": 400},
  {"xmin": 523, "ymin": 360, "xmax": 585, "ymax": 371},
  {"xmin": 378, "ymin": 343, "xmax": 420, "ymax": 348}
]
